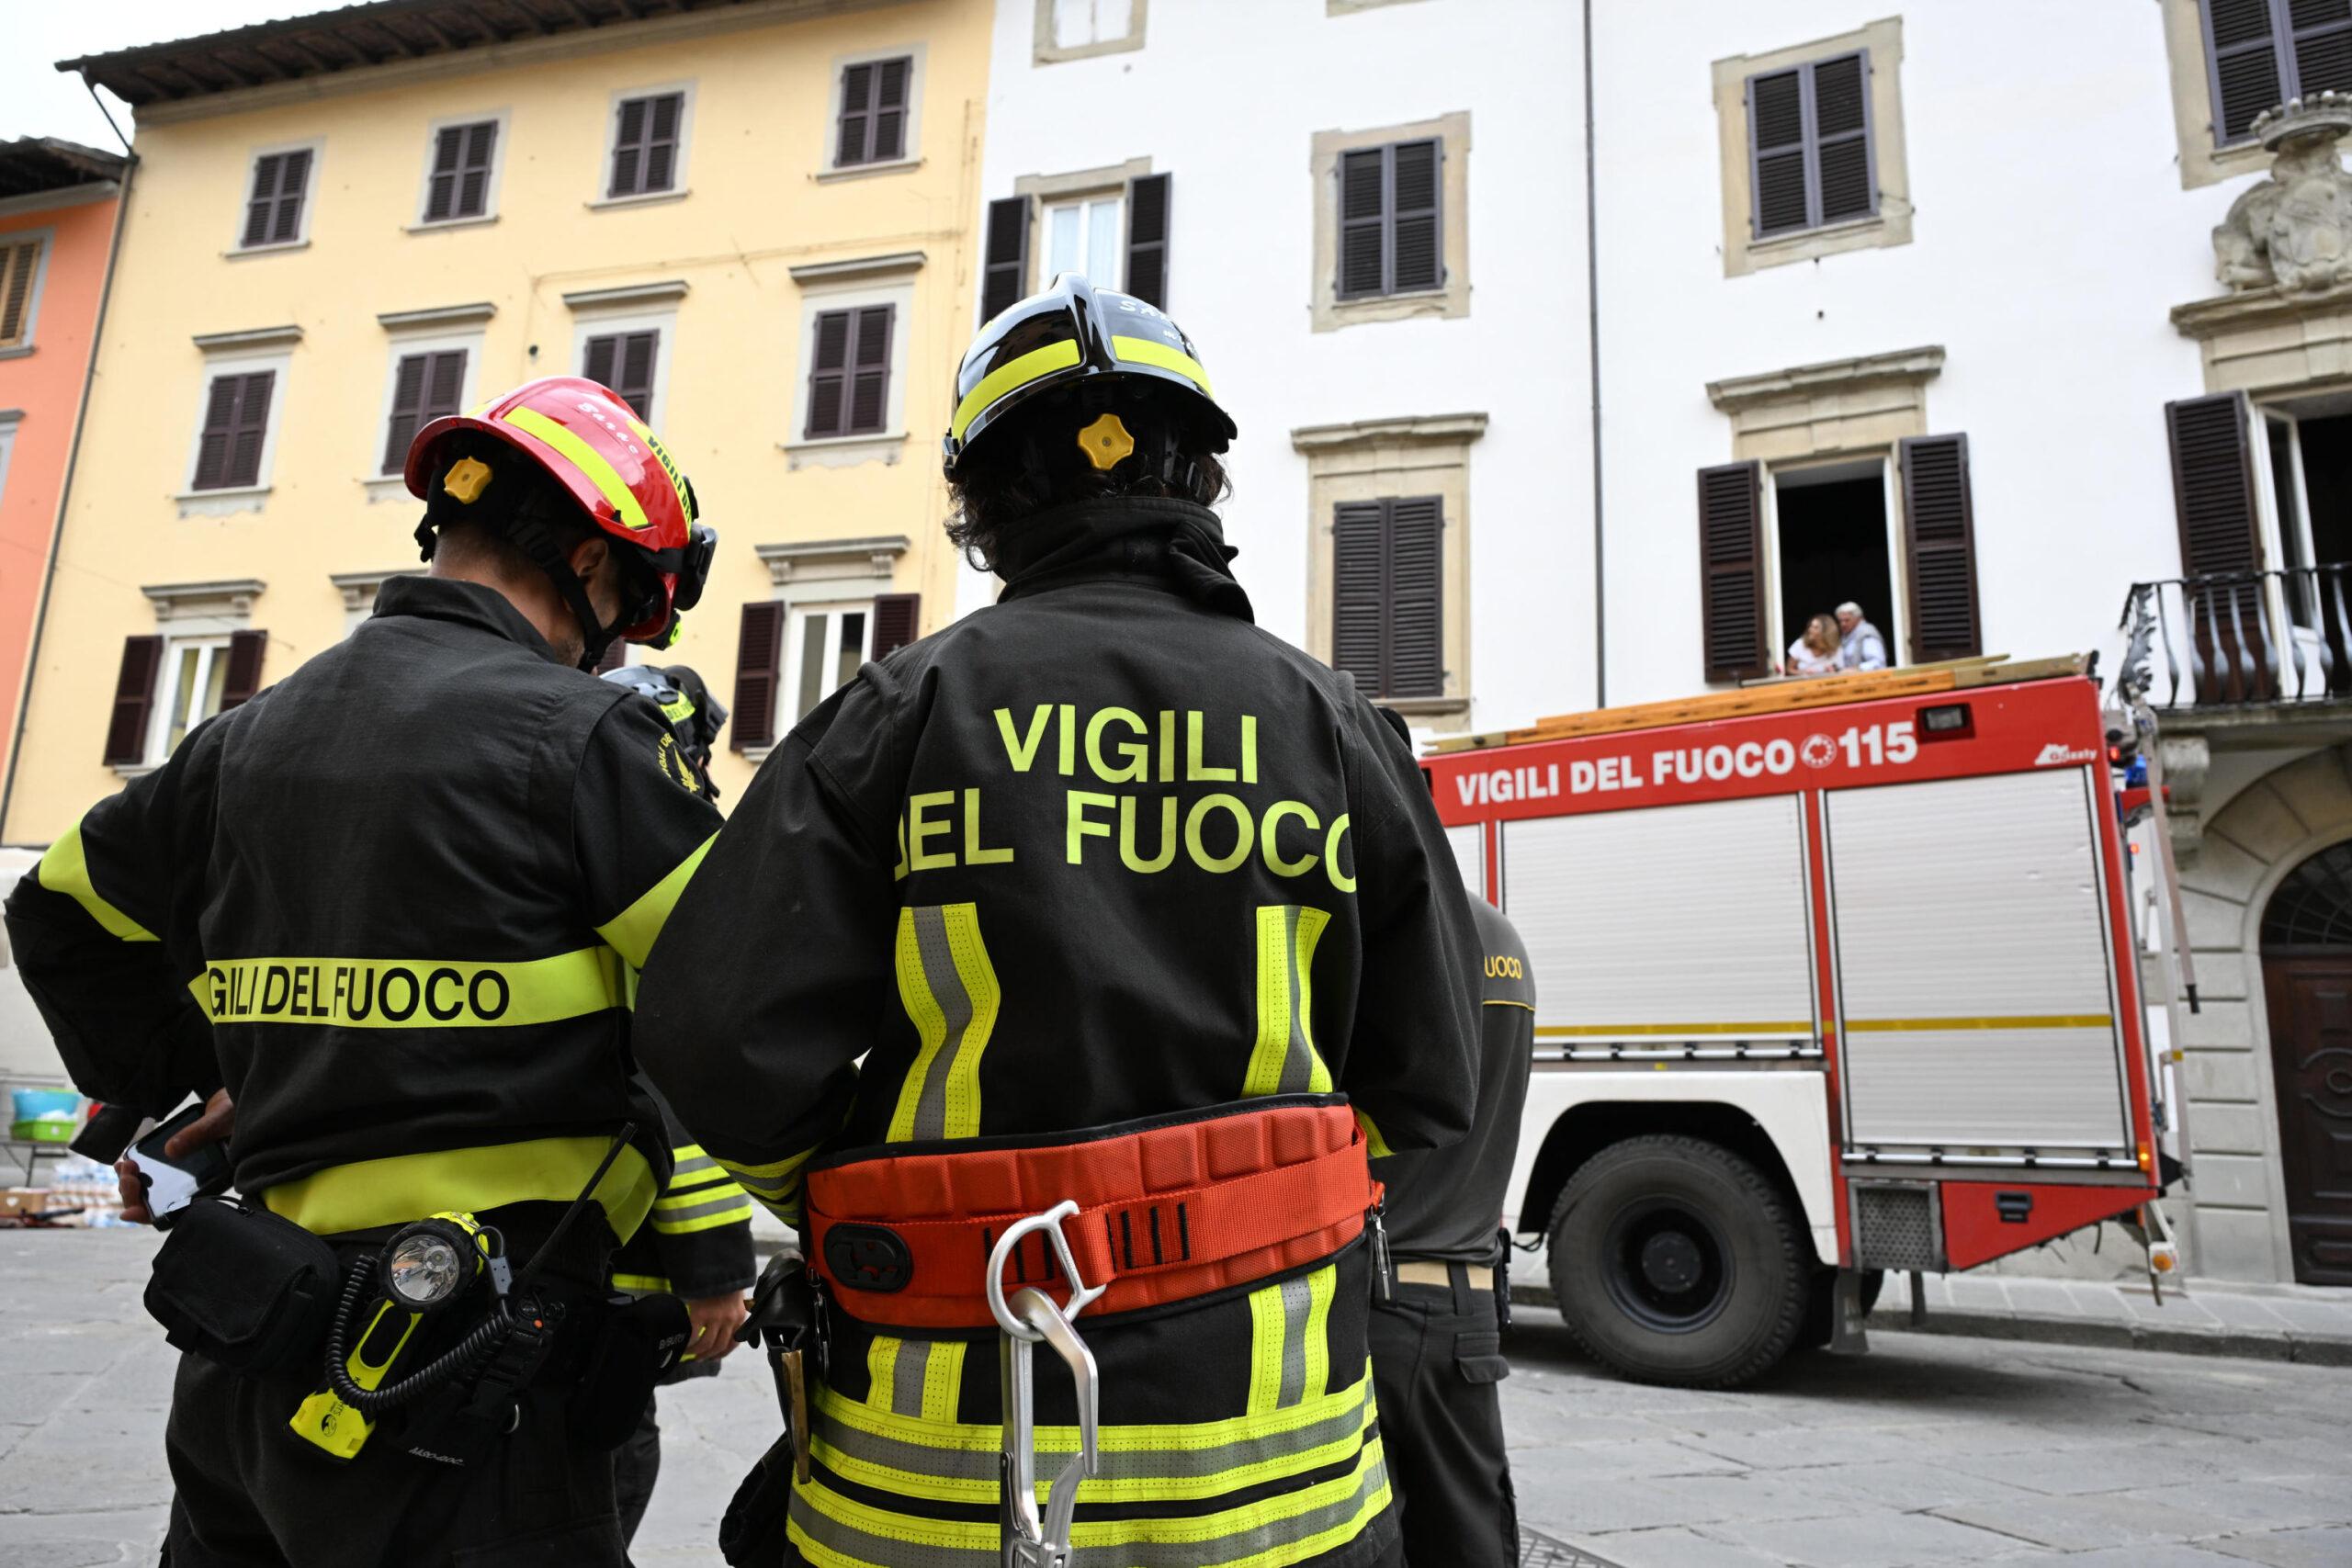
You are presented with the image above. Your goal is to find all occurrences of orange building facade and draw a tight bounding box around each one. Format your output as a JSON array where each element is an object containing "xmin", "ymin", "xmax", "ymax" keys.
[{"xmin": 0, "ymin": 140, "xmax": 126, "ymax": 807}]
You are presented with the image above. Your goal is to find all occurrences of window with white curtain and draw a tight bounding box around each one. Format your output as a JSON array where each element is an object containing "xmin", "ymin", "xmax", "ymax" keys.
[{"xmin": 1044, "ymin": 193, "xmax": 1124, "ymax": 288}]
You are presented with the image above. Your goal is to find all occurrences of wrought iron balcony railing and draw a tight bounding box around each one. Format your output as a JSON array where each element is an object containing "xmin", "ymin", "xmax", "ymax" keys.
[{"xmin": 2120, "ymin": 567, "xmax": 2352, "ymax": 710}]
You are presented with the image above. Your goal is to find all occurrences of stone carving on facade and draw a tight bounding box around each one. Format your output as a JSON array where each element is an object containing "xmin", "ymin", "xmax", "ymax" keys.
[{"xmin": 2213, "ymin": 91, "xmax": 2352, "ymax": 294}]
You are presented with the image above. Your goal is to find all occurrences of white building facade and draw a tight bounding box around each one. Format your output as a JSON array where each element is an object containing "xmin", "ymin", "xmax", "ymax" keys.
[
  {"xmin": 978, "ymin": 1, "xmax": 2352, "ymax": 1289},
  {"xmin": 967, "ymin": 0, "xmax": 1594, "ymax": 735}
]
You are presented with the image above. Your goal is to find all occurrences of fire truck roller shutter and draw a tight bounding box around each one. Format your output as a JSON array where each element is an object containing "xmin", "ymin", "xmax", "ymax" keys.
[
  {"xmin": 1444, "ymin": 823, "xmax": 1486, "ymax": 901},
  {"xmin": 1500, "ymin": 795, "xmax": 1815, "ymax": 1049},
  {"xmin": 1826, "ymin": 769, "xmax": 2133, "ymax": 1155}
]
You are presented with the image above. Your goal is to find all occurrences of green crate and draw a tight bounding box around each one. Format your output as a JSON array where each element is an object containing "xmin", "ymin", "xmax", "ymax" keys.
[{"xmin": 9, "ymin": 1119, "xmax": 75, "ymax": 1145}]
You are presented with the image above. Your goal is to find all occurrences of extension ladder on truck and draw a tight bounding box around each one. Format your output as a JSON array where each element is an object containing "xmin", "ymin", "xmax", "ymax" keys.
[{"xmin": 1425, "ymin": 656, "xmax": 2177, "ymax": 1387}]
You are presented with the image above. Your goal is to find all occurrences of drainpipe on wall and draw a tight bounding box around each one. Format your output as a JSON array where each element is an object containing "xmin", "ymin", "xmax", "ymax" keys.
[
  {"xmin": 0, "ymin": 82, "xmax": 138, "ymax": 842},
  {"xmin": 1583, "ymin": 0, "xmax": 1606, "ymax": 709}
]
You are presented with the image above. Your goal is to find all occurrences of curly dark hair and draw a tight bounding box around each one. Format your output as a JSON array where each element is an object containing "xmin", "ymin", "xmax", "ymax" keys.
[{"xmin": 946, "ymin": 384, "xmax": 1230, "ymax": 572}]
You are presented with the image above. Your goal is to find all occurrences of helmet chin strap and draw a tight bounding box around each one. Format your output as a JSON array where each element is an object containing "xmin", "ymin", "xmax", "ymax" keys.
[{"xmin": 505, "ymin": 513, "xmax": 621, "ymax": 671}]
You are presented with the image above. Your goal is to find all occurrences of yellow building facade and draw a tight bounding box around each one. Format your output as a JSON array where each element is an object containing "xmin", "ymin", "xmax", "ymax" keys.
[{"xmin": 6, "ymin": 0, "xmax": 989, "ymax": 841}]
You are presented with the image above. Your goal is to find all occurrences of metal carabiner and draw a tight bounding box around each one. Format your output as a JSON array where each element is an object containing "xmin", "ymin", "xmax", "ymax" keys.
[{"xmin": 989, "ymin": 1202, "xmax": 1102, "ymax": 1568}]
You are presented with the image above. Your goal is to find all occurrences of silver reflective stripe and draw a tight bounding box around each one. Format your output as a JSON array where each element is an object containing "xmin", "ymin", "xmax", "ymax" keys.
[
  {"xmin": 652, "ymin": 1191, "xmax": 751, "ymax": 1226},
  {"xmin": 1273, "ymin": 907, "xmax": 1317, "ymax": 1094},
  {"xmin": 1275, "ymin": 1276, "xmax": 1313, "ymax": 1406},
  {"xmin": 810, "ymin": 1382, "xmax": 1372, "ymax": 1487},
  {"xmin": 669, "ymin": 1153, "xmax": 721, "ymax": 1181},
  {"xmin": 891, "ymin": 1339, "xmax": 932, "ymax": 1417},
  {"xmin": 910, "ymin": 906, "xmax": 978, "ymax": 1141},
  {"xmin": 787, "ymin": 1447, "xmax": 1391, "ymax": 1568}
]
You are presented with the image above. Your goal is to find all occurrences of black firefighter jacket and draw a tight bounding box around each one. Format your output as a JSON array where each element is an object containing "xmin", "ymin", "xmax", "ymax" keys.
[{"xmin": 3, "ymin": 575, "xmax": 721, "ymax": 1243}]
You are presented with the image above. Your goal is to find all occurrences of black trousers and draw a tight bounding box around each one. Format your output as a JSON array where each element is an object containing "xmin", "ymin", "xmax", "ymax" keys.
[
  {"xmin": 613, "ymin": 1393, "xmax": 662, "ymax": 1546},
  {"xmin": 161, "ymin": 1214, "xmax": 627, "ymax": 1568},
  {"xmin": 1367, "ymin": 1262, "xmax": 1517, "ymax": 1568}
]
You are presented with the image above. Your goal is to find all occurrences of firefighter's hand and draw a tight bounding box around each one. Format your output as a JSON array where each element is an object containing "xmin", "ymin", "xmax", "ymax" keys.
[
  {"xmin": 114, "ymin": 1089, "xmax": 234, "ymax": 1223},
  {"xmin": 685, "ymin": 1292, "xmax": 751, "ymax": 1362}
]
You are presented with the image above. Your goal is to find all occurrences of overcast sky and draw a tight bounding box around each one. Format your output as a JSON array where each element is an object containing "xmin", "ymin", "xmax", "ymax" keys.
[{"xmin": 6, "ymin": 2, "xmax": 316, "ymax": 148}]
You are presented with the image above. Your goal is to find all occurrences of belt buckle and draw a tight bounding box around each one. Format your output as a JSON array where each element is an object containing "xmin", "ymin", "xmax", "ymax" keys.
[{"xmin": 989, "ymin": 1202, "xmax": 1102, "ymax": 1568}]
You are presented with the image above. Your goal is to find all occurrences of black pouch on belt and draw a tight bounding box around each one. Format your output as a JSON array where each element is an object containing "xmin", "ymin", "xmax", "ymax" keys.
[
  {"xmin": 142, "ymin": 1196, "xmax": 340, "ymax": 1374},
  {"xmin": 567, "ymin": 1292, "xmax": 693, "ymax": 1450}
]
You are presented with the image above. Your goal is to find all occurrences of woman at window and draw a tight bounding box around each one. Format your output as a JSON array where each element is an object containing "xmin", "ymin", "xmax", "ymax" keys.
[{"xmin": 1786, "ymin": 613, "xmax": 1840, "ymax": 677}]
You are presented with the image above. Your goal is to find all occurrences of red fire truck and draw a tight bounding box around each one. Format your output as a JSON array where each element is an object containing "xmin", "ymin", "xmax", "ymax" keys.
[{"xmin": 1426, "ymin": 660, "xmax": 2184, "ymax": 1387}]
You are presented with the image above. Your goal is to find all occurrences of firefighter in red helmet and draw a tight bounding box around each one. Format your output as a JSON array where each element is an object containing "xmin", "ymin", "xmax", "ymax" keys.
[
  {"xmin": 635, "ymin": 276, "xmax": 1482, "ymax": 1568},
  {"xmin": 5, "ymin": 377, "xmax": 724, "ymax": 1566}
]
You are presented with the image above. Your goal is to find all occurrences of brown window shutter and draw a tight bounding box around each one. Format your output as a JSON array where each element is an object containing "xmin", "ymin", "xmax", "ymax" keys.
[
  {"xmin": 616, "ymin": 332, "xmax": 658, "ymax": 419},
  {"xmin": 0, "ymin": 241, "xmax": 40, "ymax": 346},
  {"xmin": 980, "ymin": 197, "xmax": 1031, "ymax": 323},
  {"xmin": 871, "ymin": 592, "xmax": 922, "ymax": 659},
  {"xmin": 2205, "ymin": 0, "xmax": 2285, "ymax": 142},
  {"xmin": 1747, "ymin": 68, "xmax": 1810, "ymax": 236},
  {"xmin": 425, "ymin": 349, "xmax": 467, "ymax": 423},
  {"xmin": 610, "ymin": 98, "xmax": 647, "ymax": 197},
  {"xmin": 270, "ymin": 150, "xmax": 311, "ymax": 244},
  {"xmin": 583, "ymin": 333, "xmax": 619, "ymax": 390},
  {"xmin": 458, "ymin": 121, "xmax": 497, "ymax": 217},
  {"xmin": 2167, "ymin": 391, "xmax": 2262, "ymax": 577},
  {"xmin": 2166, "ymin": 390, "xmax": 2271, "ymax": 701},
  {"xmin": 225, "ymin": 371, "xmax": 274, "ymax": 490},
  {"xmin": 848, "ymin": 305, "xmax": 892, "ymax": 435},
  {"xmin": 1385, "ymin": 495, "xmax": 1445, "ymax": 696},
  {"xmin": 243, "ymin": 153, "xmax": 282, "ymax": 248},
  {"xmin": 838, "ymin": 63, "xmax": 876, "ymax": 166},
  {"xmin": 193, "ymin": 376, "xmax": 241, "ymax": 491},
  {"xmin": 1899, "ymin": 434, "xmax": 1982, "ymax": 664},
  {"xmin": 732, "ymin": 601, "xmax": 786, "ymax": 750},
  {"xmin": 1337, "ymin": 148, "xmax": 1386, "ymax": 299},
  {"xmin": 1811, "ymin": 52, "xmax": 1875, "ymax": 225},
  {"xmin": 644, "ymin": 94, "xmax": 681, "ymax": 191},
  {"xmin": 1388, "ymin": 140, "xmax": 1442, "ymax": 294},
  {"xmin": 1125, "ymin": 173, "xmax": 1171, "ymax": 309},
  {"xmin": 873, "ymin": 57, "xmax": 910, "ymax": 162},
  {"xmin": 425, "ymin": 126, "xmax": 463, "ymax": 221},
  {"xmin": 1331, "ymin": 501, "xmax": 1389, "ymax": 694},
  {"xmin": 806, "ymin": 310, "xmax": 853, "ymax": 438},
  {"xmin": 220, "ymin": 630, "xmax": 268, "ymax": 710},
  {"xmin": 381, "ymin": 355, "xmax": 431, "ymax": 474},
  {"xmin": 103, "ymin": 636, "xmax": 164, "ymax": 765},
  {"xmin": 1697, "ymin": 461, "xmax": 1769, "ymax": 682}
]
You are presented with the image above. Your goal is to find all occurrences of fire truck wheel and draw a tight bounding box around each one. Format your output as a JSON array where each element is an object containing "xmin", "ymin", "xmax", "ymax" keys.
[{"xmin": 1546, "ymin": 1135, "xmax": 1809, "ymax": 1388}]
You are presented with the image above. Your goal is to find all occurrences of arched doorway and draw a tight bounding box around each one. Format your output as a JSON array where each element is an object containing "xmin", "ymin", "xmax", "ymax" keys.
[{"xmin": 2258, "ymin": 841, "xmax": 2352, "ymax": 1285}]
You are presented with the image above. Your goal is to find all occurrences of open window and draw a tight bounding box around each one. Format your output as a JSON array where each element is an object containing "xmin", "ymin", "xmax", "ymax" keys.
[{"xmin": 1773, "ymin": 459, "xmax": 1900, "ymax": 673}]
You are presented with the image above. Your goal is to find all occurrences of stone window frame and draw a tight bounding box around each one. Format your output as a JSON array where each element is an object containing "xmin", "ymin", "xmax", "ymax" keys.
[
  {"xmin": 407, "ymin": 107, "xmax": 512, "ymax": 232},
  {"xmin": 778, "ymin": 253, "xmax": 925, "ymax": 468},
  {"xmin": 178, "ymin": 326, "xmax": 301, "ymax": 517},
  {"xmin": 364, "ymin": 304, "xmax": 493, "ymax": 499},
  {"xmin": 227, "ymin": 137, "xmax": 323, "ymax": 258},
  {"xmin": 591, "ymin": 81, "xmax": 696, "ymax": 210},
  {"xmin": 120, "ymin": 580, "xmax": 265, "ymax": 776},
  {"xmin": 1012, "ymin": 157, "xmax": 1153, "ymax": 295},
  {"xmin": 742, "ymin": 536, "xmax": 910, "ymax": 761},
  {"xmin": 331, "ymin": 568, "xmax": 419, "ymax": 634},
  {"xmin": 1292, "ymin": 412, "xmax": 1485, "ymax": 726},
  {"xmin": 1034, "ymin": 0, "xmax": 1148, "ymax": 65},
  {"xmin": 2161, "ymin": 0, "xmax": 2301, "ymax": 190},
  {"xmin": 1712, "ymin": 17, "xmax": 1911, "ymax": 278},
  {"xmin": 1706, "ymin": 345, "xmax": 1943, "ymax": 669},
  {"xmin": 817, "ymin": 43, "xmax": 927, "ymax": 182},
  {"xmin": 0, "ymin": 228, "xmax": 55, "ymax": 358},
  {"xmin": 1308, "ymin": 112, "xmax": 1471, "ymax": 333}
]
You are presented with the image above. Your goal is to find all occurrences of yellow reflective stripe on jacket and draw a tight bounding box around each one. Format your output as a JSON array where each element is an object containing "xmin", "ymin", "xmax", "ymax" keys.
[
  {"xmin": 808, "ymin": 1363, "xmax": 1374, "ymax": 1507},
  {"xmin": 187, "ymin": 949, "xmax": 625, "ymax": 1029},
  {"xmin": 786, "ymin": 1421, "xmax": 1388, "ymax": 1567},
  {"xmin": 502, "ymin": 405, "xmax": 650, "ymax": 532},
  {"xmin": 612, "ymin": 1270, "xmax": 670, "ymax": 1293},
  {"xmin": 1352, "ymin": 1109, "xmax": 1393, "ymax": 1160},
  {"xmin": 713, "ymin": 1145, "xmax": 819, "ymax": 1226},
  {"xmin": 596, "ymin": 833, "xmax": 716, "ymax": 971},
  {"xmin": 888, "ymin": 904, "xmax": 1001, "ymax": 1142},
  {"xmin": 37, "ymin": 823, "xmax": 157, "ymax": 942},
  {"xmin": 949, "ymin": 340, "xmax": 1083, "ymax": 441},
  {"xmin": 260, "ymin": 1135, "xmax": 658, "ymax": 1241},
  {"xmin": 1247, "ymin": 1265, "xmax": 1337, "ymax": 1416},
  {"xmin": 863, "ymin": 1338, "xmax": 967, "ymax": 1426},
  {"xmin": 666, "ymin": 1145, "xmax": 735, "ymax": 1191},
  {"xmin": 1241, "ymin": 906, "xmax": 1331, "ymax": 1098},
  {"xmin": 1110, "ymin": 334, "xmax": 1215, "ymax": 398}
]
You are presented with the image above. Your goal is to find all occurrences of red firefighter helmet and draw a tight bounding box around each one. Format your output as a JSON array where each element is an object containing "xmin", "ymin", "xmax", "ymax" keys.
[{"xmin": 404, "ymin": 377, "xmax": 713, "ymax": 646}]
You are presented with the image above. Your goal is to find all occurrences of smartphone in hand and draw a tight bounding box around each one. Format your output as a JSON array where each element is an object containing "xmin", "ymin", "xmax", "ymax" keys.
[{"xmin": 125, "ymin": 1101, "xmax": 232, "ymax": 1228}]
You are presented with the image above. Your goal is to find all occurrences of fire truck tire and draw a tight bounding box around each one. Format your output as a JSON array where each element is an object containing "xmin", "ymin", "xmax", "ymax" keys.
[{"xmin": 1545, "ymin": 1135, "xmax": 1809, "ymax": 1388}]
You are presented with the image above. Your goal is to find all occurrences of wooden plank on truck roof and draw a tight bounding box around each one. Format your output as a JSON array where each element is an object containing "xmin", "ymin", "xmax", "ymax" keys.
[{"xmin": 1425, "ymin": 653, "xmax": 2090, "ymax": 753}]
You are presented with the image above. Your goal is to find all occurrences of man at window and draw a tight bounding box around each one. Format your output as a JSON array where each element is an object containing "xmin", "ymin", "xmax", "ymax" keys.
[{"xmin": 1836, "ymin": 600, "xmax": 1889, "ymax": 671}]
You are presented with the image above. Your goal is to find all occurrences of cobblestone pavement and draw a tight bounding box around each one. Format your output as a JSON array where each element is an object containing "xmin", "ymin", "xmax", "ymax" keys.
[{"xmin": 5, "ymin": 1232, "xmax": 2347, "ymax": 1567}]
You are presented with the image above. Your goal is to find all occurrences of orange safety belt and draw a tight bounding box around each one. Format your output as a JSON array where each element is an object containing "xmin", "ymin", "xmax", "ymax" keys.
[{"xmin": 805, "ymin": 1098, "xmax": 1379, "ymax": 1331}]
